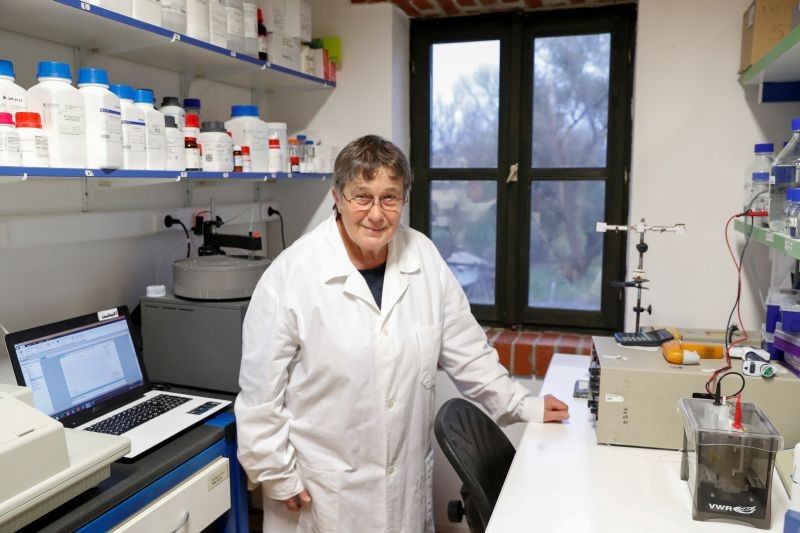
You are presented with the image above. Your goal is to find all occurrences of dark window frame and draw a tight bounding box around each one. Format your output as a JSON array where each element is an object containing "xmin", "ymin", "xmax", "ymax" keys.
[{"xmin": 410, "ymin": 5, "xmax": 636, "ymax": 332}]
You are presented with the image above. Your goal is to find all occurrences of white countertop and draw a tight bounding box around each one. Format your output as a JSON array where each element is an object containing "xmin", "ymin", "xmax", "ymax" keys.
[{"xmin": 486, "ymin": 354, "xmax": 791, "ymax": 533}]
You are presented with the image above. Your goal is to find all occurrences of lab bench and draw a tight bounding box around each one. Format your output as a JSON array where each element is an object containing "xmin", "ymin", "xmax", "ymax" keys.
[{"xmin": 18, "ymin": 408, "xmax": 247, "ymax": 533}]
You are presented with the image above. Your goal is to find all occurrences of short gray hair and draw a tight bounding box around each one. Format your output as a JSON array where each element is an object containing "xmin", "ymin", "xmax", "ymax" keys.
[{"xmin": 333, "ymin": 135, "xmax": 412, "ymax": 197}]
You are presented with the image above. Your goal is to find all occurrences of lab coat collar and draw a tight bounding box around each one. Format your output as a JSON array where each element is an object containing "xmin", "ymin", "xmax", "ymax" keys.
[{"xmin": 319, "ymin": 214, "xmax": 420, "ymax": 317}]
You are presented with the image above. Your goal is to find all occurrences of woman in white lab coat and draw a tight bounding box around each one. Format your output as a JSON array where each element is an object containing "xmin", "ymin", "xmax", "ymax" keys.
[{"xmin": 235, "ymin": 135, "xmax": 569, "ymax": 533}]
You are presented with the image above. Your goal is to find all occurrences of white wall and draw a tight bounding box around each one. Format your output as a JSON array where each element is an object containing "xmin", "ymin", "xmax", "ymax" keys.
[{"xmin": 629, "ymin": 0, "xmax": 800, "ymax": 332}]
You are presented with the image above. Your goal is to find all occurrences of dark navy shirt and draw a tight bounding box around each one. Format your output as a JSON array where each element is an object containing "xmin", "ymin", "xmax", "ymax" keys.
[{"xmin": 359, "ymin": 262, "xmax": 386, "ymax": 309}]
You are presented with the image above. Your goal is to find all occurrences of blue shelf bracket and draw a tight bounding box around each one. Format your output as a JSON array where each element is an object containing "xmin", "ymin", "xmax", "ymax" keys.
[{"xmin": 760, "ymin": 81, "xmax": 800, "ymax": 103}]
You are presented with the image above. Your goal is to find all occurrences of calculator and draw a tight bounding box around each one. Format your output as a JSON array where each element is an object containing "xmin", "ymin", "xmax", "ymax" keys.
[{"xmin": 613, "ymin": 328, "xmax": 674, "ymax": 347}]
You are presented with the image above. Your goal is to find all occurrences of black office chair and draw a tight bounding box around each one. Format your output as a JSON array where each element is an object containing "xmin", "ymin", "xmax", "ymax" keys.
[{"xmin": 434, "ymin": 398, "xmax": 516, "ymax": 533}]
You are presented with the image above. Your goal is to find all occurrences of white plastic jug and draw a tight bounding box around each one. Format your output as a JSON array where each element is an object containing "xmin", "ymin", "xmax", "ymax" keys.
[
  {"xmin": 225, "ymin": 105, "xmax": 268, "ymax": 171},
  {"xmin": 134, "ymin": 89, "xmax": 166, "ymax": 170},
  {"xmin": 78, "ymin": 68, "xmax": 123, "ymax": 169},
  {"xmin": 110, "ymin": 84, "xmax": 147, "ymax": 170},
  {"xmin": 0, "ymin": 59, "xmax": 26, "ymax": 115},
  {"xmin": 27, "ymin": 61, "xmax": 86, "ymax": 168}
]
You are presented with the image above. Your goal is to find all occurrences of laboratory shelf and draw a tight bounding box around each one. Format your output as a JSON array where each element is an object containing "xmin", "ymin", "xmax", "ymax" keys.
[
  {"xmin": 0, "ymin": 0, "xmax": 334, "ymax": 93},
  {"xmin": 739, "ymin": 24, "xmax": 800, "ymax": 85},
  {"xmin": 0, "ymin": 166, "xmax": 332, "ymax": 185},
  {"xmin": 734, "ymin": 219, "xmax": 800, "ymax": 260}
]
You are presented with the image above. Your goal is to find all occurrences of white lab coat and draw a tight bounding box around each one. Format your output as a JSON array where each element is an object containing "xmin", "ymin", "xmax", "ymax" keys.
[{"xmin": 235, "ymin": 214, "xmax": 544, "ymax": 533}]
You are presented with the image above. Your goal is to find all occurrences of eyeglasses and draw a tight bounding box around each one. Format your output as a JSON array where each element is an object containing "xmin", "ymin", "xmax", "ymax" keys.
[{"xmin": 342, "ymin": 192, "xmax": 405, "ymax": 212}]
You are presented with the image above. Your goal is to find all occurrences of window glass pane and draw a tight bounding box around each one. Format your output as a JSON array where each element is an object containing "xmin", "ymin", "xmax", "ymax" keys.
[
  {"xmin": 431, "ymin": 41, "xmax": 499, "ymax": 168},
  {"xmin": 431, "ymin": 180, "xmax": 497, "ymax": 305},
  {"xmin": 529, "ymin": 180, "xmax": 605, "ymax": 310},
  {"xmin": 532, "ymin": 33, "xmax": 610, "ymax": 168}
]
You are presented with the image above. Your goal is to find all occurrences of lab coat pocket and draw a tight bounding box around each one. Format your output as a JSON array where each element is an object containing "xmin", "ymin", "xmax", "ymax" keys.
[
  {"xmin": 297, "ymin": 462, "xmax": 341, "ymax": 533},
  {"xmin": 416, "ymin": 325, "xmax": 442, "ymax": 390}
]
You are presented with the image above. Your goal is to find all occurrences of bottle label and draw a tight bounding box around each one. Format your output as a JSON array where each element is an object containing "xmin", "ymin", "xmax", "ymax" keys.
[
  {"xmin": 186, "ymin": 147, "xmax": 202, "ymax": 169},
  {"xmin": 99, "ymin": 107, "xmax": 123, "ymax": 143},
  {"xmin": 122, "ymin": 120, "xmax": 147, "ymax": 152},
  {"xmin": 148, "ymin": 123, "xmax": 165, "ymax": 151},
  {"xmin": 234, "ymin": 154, "xmax": 243, "ymax": 166},
  {"xmin": 19, "ymin": 134, "xmax": 49, "ymax": 161},
  {"xmin": 0, "ymin": 132, "xmax": 20, "ymax": 156}
]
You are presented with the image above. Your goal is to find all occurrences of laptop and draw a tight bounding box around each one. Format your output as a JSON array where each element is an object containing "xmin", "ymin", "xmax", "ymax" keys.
[{"xmin": 4, "ymin": 306, "xmax": 231, "ymax": 459}]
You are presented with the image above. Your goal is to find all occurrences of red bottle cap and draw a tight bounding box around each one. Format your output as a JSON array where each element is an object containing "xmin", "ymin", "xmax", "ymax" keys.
[
  {"xmin": 185, "ymin": 114, "xmax": 200, "ymax": 128},
  {"xmin": 15, "ymin": 112, "xmax": 42, "ymax": 128},
  {"xmin": 0, "ymin": 112, "xmax": 13, "ymax": 126},
  {"xmin": 269, "ymin": 138, "xmax": 280, "ymax": 148},
  {"xmin": 242, "ymin": 146, "xmax": 250, "ymax": 155}
]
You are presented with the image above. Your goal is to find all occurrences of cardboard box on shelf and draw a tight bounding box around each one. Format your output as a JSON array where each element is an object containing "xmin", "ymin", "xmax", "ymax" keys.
[
  {"xmin": 740, "ymin": 0, "xmax": 794, "ymax": 73},
  {"xmin": 264, "ymin": 0, "xmax": 286, "ymax": 33},
  {"xmin": 268, "ymin": 32, "xmax": 301, "ymax": 71}
]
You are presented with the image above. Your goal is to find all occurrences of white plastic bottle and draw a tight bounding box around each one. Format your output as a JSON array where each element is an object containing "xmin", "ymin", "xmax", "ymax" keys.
[
  {"xmin": 242, "ymin": 0, "xmax": 258, "ymax": 56},
  {"xmin": 164, "ymin": 115, "xmax": 186, "ymax": 171},
  {"xmin": 109, "ymin": 84, "xmax": 147, "ymax": 170},
  {"xmin": 198, "ymin": 121, "xmax": 233, "ymax": 171},
  {"xmin": 0, "ymin": 59, "xmax": 26, "ymax": 115},
  {"xmin": 745, "ymin": 143, "xmax": 773, "ymax": 216},
  {"xmin": 225, "ymin": 0, "xmax": 244, "ymax": 53},
  {"xmin": 266, "ymin": 121, "xmax": 287, "ymax": 173},
  {"xmin": 225, "ymin": 105, "xmax": 268, "ymax": 171},
  {"xmin": 78, "ymin": 68, "xmax": 123, "ymax": 169},
  {"xmin": 209, "ymin": 0, "xmax": 228, "ymax": 48},
  {"xmin": 132, "ymin": 0, "xmax": 162, "ymax": 26},
  {"xmin": 27, "ymin": 61, "xmax": 86, "ymax": 168},
  {"xmin": 161, "ymin": 0, "xmax": 187, "ymax": 33},
  {"xmin": 0, "ymin": 112, "xmax": 21, "ymax": 166},
  {"xmin": 134, "ymin": 88, "xmax": 166, "ymax": 170},
  {"xmin": 160, "ymin": 96, "xmax": 185, "ymax": 132},
  {"xmin": 186, "ymin": 0, "xmax": 210, "ymax": 41},
  {"xmin": 15, "ymin": 112, "xmax": 49, "ymax": 167}
]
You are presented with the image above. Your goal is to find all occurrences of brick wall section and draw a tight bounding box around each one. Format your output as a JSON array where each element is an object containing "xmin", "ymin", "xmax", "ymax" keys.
[
  {"xmin": 351, "ymin": 0, "xmax": 633, "ymax": 18},
  {"xmin": 485, "ymin": 328, "xmax": 592, "ymax": 377}
]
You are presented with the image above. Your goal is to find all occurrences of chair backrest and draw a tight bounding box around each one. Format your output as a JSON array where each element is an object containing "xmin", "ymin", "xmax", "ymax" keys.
[{"xmin": 434, "ymin": 398, "xmax": 516, "ymax": 533}]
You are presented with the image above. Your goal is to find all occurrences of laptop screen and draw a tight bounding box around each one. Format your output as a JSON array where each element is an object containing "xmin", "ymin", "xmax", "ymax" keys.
[{"xmin": 10, "ymin": 315, "xmax": 144, "ymax": 421}]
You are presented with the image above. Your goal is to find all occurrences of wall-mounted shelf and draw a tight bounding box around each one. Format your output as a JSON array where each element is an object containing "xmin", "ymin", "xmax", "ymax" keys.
[
  {"xmin": 0, "ymin": 0, "xmax": 334, "ymax": 93},
  {"xmin": 734, "ymin": 219, "xmax": 800, "ymax": 260},
  {"xmin": 0, "ymin": 166, "xmax": 332, "ymax": 186},
  {"xmin": 739, "ymin": 25, "xmax": 800, "ymax": 86}
]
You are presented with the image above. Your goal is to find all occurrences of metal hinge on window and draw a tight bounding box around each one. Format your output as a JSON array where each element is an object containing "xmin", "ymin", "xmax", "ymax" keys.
[{"xmin": 506, "ymin": 163, "xmax": 518, "ymax": 184}]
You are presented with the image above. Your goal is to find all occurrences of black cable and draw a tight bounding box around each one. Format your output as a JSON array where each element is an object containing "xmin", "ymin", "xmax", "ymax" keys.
[
  {"xmin": 164, "ymin": 215, "xmax": 191, "ymax": 258},
  {"xmin": 268, "ymin": 207, "xmax": 286, "ymax": 250},
  {"xmin": 713, "ymin": 371, "xmax": 746, "ymax": 405},
  {"xmin": 176, "ymin": 220, "xmax": 191, "ymax": 257}
]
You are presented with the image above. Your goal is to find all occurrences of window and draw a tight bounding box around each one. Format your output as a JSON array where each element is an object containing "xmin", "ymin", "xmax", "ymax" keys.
[{"xmin": 410, "ymin": 6, "xmax": 635, "ymax": 331}]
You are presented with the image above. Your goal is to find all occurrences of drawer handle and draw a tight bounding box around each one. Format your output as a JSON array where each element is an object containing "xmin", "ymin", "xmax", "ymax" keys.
[{"xmin": 168, "ymin": 511, "xmax": 190, "ymax": 533}]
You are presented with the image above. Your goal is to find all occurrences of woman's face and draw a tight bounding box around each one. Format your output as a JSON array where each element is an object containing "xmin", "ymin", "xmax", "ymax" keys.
[{"xmin": 333, "ymin": 167, "xmax": 404, "ymax": 256}]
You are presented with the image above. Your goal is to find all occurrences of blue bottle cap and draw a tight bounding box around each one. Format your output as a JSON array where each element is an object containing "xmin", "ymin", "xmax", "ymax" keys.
[
  {"xmin": 134, "ymin": 89, "xmax": 155, "ymax": 104},
  {"xmin": 755, "ymin": 143, "xmax": 774, "ymax": 153},
  {"xmin": 792, "ymin": 118, "xmax": 800, "ymax": 132},
  {"xmin": 297, "ymin": 134, "xmax": 307, "ymax": 141},
  {"xmin": 231, "ymin": 105, "xmax": 259, "ymax": 117},
  {"xmin": 37, "ymin": 61, "xmax": 72, "ymax": 81},
  {"xmin": 184, "ymin": 98, "xmax": 201, "ymax": 109},
  {"xmin": 0, "ymin": 59, "xmax": 15, "ymax": 80},
  {"xmin": 109, "ymin": 84, "xmax": 135, "ymax": 101},
  {"xmin": 77, "ymin": 68, "xmax": 109, "ymax": 87},
  {"xmin": 306, "ymin": 139, "xmax": 313, "ymax": 145},
  {"xmin": 787, "ymin": 188, "xmax": 800, "ymax": 202}
]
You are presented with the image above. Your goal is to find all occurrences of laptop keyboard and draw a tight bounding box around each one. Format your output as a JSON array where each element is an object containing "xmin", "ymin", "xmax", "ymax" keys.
[{"xmin": 85, "ymin": 394, "xmax": 191, "ymax": 436}]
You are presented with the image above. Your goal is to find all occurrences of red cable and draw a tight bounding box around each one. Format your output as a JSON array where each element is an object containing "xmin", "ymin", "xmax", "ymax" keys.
[{"xmin": 706, "ymin": 213, "xmax": 751, "ymax": 395}]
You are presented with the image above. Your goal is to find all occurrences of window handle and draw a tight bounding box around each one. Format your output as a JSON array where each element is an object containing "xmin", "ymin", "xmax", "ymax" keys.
[{"xmin": 506, "ymin": 163, "xmax": 518, "ymax": 184}]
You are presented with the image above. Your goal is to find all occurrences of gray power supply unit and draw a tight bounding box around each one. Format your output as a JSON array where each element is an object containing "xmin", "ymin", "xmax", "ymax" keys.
[
  {"xmin": 141, "ymin": 294, "xmax": 249, "ymax": 393},
  {"xmin": 589, "ymin": 336, "xmax": 800, "ymax": 450}
]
